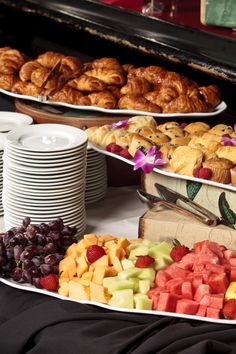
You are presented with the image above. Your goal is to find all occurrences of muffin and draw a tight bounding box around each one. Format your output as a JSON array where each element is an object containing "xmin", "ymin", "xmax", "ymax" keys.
[
  {"xmin": 184, "ymin": 122, "xmax": 210, "ymax": 136},
  {"xmin": 230, "ymin": 167, "xmax": 236, "ymax": 186},
  {"xmin": 208, "ymin": 124, "xmax": 233, "ymax": 136},
  {"xmin": 216, "ymin": 146, "xmax": 236, "ymax": 164},
  {"xmin": 203, "ymin": 157, "xmax": 234, "ymax": 184}
]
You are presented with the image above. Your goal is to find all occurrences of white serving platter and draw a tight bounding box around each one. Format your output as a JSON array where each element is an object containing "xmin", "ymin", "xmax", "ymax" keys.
[
  {"xmin": 0, "ymin": 89, "xmax": 227, "ymax": 118},
  {"xmin": 88, "ymin": 143, "xmax": 236, "ymax": 192},
  {"xmin": 0, "ymin": 277, "xmax": 235, "ymax": 325}
]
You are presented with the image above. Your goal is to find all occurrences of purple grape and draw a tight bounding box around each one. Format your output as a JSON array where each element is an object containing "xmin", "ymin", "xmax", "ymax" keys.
[
  {"xmin": 0, "ymin": 254, "xmax": 7, "ymax": 266},
  {"xmin": 31, "ymin": 256, "xmax": 43, "ymax": 267},
  {"xmin": 29, "ymin": 266, "xmax": 41, "ymax": 278},
  {"xmin": 48, "ymin": 218, "xmax": 64, "ymax": 232},
  {"xmin": 43, "ymin": 243, "xmax": 57, "ymax": 255},
  {"xmin": 26, "ymin": 224, "xmax": 39, "ymax": 238},
  {"xmin": 37, "ymin": 234, "xmax": 47, "ymax": 246},
  {"xmin": 0, "ymin": 243, "xmax": 6, "ymax": 254},
  {"xmin": 40, "ymin": 263, "xmax": 54, "ymax": 275},
  {"xmin": 22, "ymin": 216, "xmax": 31, "ymax": 229},
  {"xmin": 38, "ymin": 223, "xmax": 50, "ymax": 235},
  {"xmin": 62, "ymin": 236, "xmax": 75, "ymax": 247},
  {"xmin": 33, "ymin": 277, "xmax": 43, "ymax": 289},
  {"xmin": 44, "ymin": 254, "xmax": 58, "ymax": 266},
  {"xmin": 13, "ymin": 245, "xmax": 24, "ymax": 260},
  {"xmin": 22, "ymin": 269, "xmax": 32, "ymax": 284},
  {"xmin": 5, "ymin": 248, "xmax": 13, "ymax": 260},
  {"xmin": 48, "ymin": 231, "xmax": 60, "ymax": 241},
  {"xmin": 55, "ymin": 253, "xmax": 64, "ymax": 262},
  {"xmin": 36, "ymin": 245, "xmax": 44, "ymax": 255},
  {"xmin": 20, "ymin": 249, "xmax": 34, "ymax": 261},
  {"xmin": 3, "ymin": 230, "xmax": 14, "ymax": 245},
  {"xmin": 14, "ymin": 233, "xmax": 28, "ymax": 246},
  {"xmin": 11, "ymin": 267, "xmax": 23, "ymax": 282},
  {"xmin": 22, "ymin": 259, "xmax": 34, "ymax": 270},
  {"xmin": 10, "ymin": 227, "xmax": 25, "ymax": 235}
]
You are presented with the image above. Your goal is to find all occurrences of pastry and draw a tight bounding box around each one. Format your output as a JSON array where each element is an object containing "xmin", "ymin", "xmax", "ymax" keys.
[
  {"xmin": 170, "ymin": 146, "xmax": 203, "ymax": 176},
  {"xmin": 216, "ymin": 146, "xmax": 236, "ymax": 164},
  {"xmin": 137, "ymin": 127, "xmax": 170, "ymax": 145},
  {"xmin": 144, "ymin": 65, "xmax": 167, "ymax": 85},
  {"xmin": 0, "ymin": 74, "xmax": 19, "ymax": 90},
  {"xmin": 157, "ymin": 121, "xmax": 179, "ymax": 132},
  {"xmin": 164, "ymin": 127, "xmax": 186, "ymax": 139},
  {"xmin": 68, "ymin": 74, "xmax": 106, "ymax": 92},
  {"xmin": 118, "ymin": 94, "xmax": 161, "ymax": 113},
  {"xmin": 85, "ymin": 67, "xmax": 125, "ymax": 86},
  {"xmin": 145, "ymin": 87, "xmax": 178, "ymax": 109},
  {"xmin": 163, "ymin": 95, "xmax": 208, "ymax": 113},
  {"xmin": 170, "ymin": 136, "xmax": 191, "ymax": 146},
  {"xmin": 230, "ymin": 167, "xmax": 236, "ymax": 186},
  {"xmin": 31, "ymin": 67, "xmax": 58, "ymax": 90},
  {"xmin": 0, "ymin": 49, "xmax": 26, "ymax": 74},
  {"xmin": 88, "ymin": 91, "xmax": 117, "ymax": 109},
  {"xmin": 86, "ymin": 125, "xmax": 113, "ymax": 147},
  {"xmin": 11, "ymin": 81, "xmax": 39, "ymax": 96},
  {"xmin": 120, "ymin": 78, "xmax": 151, "ymax": 95},
  {"xmin": 203, "ymin": 157, "xmax": 234, "ymax": 184},
  {"xmin": 198, "ymin": 85, "xmax": 221, "ymax": 108},
  {"xmin": 127, "ymin": 115, "xmax": 157, "ymax": 133},
  {"xmin": 127, "ymin": 67, "xmax": 146, "ymax": 80},
  {"xmin": 59, "ymin": 56, "xmax": 83, "ymax": 79},
  {"xmin": 91, "ymin": 57, "xmax": 123, "ymax": 71},
  {"xmin": 49, "ymin": 85, "xmax": 84, "ymax": 105},
  {"xmin": 128, "ymin": 133, "xmax": 154, "ymax": 157},
  {"xmin": 184, "ymin": 122, "xmax": 210, "ymax": 135},
  {"xmin": 122, "ymin": 64, "xmax": 135, "ymax": 73},
  {"xmin": 208, "ymin": 124, "xmax": 233, "ymax": 136},
  {"xmin": 107, "ymin": 85, "xmax": 121, "ymax": 98},
  {"xmin": 19, "ymin": 60, "xmax": 43, "ymax": 82},
  {"xmin": 36, "ymin": 51, "xmax": 64, "ymax": 68}
]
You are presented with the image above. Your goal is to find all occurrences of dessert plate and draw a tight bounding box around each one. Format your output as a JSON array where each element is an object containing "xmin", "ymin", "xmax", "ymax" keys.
[
  {"xmin": 88, "ymin": 143, "xmax": 236, "ymax": 192},
  {"xmin": 0, "ymin": 277, "xmax": 235, "ymax": 325},
  {"xmin": 0, "ymin": 89, "xmax": 227, "ymax": 118},
  {"xmin": 0, "ymin": 111, "xmax": 33, "ymax": 132}
]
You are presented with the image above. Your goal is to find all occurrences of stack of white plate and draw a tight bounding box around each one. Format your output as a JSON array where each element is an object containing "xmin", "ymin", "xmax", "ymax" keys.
[
  {"xmin": 85, "ymin": 147, "xmax": 107, "ymax": 205},
  {"xmin": 0, "ymin": 112, "xmax": 33, "ymax": 216},
  {"xmin": 2, "ymin": 124, "xmax": 88, "ymax": 235}
]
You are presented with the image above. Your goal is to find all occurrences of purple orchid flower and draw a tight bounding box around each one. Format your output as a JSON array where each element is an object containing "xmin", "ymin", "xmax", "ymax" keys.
[
  {"xmin": 112, "ymin": 119, "xmax": 129, "ymax": 129},
  {"xmin": 221, "ymin": 134, "xmax": 236, "ymax": 146},
  {"xmin": 133, "ymin": 146, "xmax": 166, "ymax": 173}
]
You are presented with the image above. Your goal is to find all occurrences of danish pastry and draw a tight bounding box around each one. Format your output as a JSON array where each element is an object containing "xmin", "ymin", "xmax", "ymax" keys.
[{"xmin": 128, "ymin": 133, "xmax": 154, "ymax": 157}]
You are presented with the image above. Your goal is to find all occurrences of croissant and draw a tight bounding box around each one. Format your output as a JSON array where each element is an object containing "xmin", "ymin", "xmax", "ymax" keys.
[
  {"xmin": 31, "ymin": 67, "xmax": 58, "ymax": 91},
  {"xmin": 85, "ymin": 67, "xmax": 126, "ymax": 86},
  {"xmin": 91, "ymin": 57, "xmax": 123, "ymax": 71},
  {"xmin": 0, "ymin": 74, "xmax": 19, "ymax": 90},
  {"xmin": 144, "ymin": 66, "xmax": 167, "ymax": 85},
  {"xmin": 86, "ymin": 125, "xmax": 113, "ymax": 147},
  {"xmin": 88, "ymin": 91, "xmax": 117, "ymax": 109},
  {"xmin": 0, "ymin": 49, "xmax": 26, "ymax": 65},
  {"xmin": 19, "ymin": 60, "xmax": 43, "ymax": 82},
  {"xmin": 59, "ymin": 56, "xmax": 83, "ymax": 79},
  {"xmin": 163, "ymin": 94, "xmax": 208, "ymax": 113},
  {"xmin": 11, "ymin": 81, "xmax": 39, "ymax": 96},
  {"xmin": 107, "ymin": 85, "xmax": 121, "ymax": 98},
  {"xmin": 120, "ymin": 77, "xmax": 151, "ymax": 95},
  {"xmin": 0, "ymin": 47, "xmax": 11, "ymax": 54},
  {"xmin": 50, "ymin": 85, "xmax": 84, "ymax": 105},
  {"xmin": 145, "ymin": 87, "xmax": 178, "ymax": 109},
  {"xmin": 127, "ymin": 67, "xmax": 146, "ymax": 80},
  {"xmin": 68, "ymin": 74, "xmax": 106, "ymax": 92},
  {"xmin": 122, "ymin": 64, "xmax": 135, "ymax": 73},
  {"xmin": 198, "ymin": 85, "xmax": 221, "ymax": 108},
  {"xmin": 118, "ymin": 94, "xmax": 162, "ymax": 113},
  {"xmin": 0, "ymin": 49, "xmax": 27, "ymax": 74},
  {"xmin": 36, "ymin": 51, "xmax": 64, "ymax": 68}
]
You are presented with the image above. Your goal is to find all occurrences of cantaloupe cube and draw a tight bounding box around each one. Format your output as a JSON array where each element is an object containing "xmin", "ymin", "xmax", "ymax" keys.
[
  {"xmin": 99, "ymin": 235, "xmax": 116, "ymax": 243},
  {"xmin": 90, "ymin": 282, "xmax": 108, "ymax": 303},
  {"xmin": 59, "ymin": 257, "xmax": 77, "ymax": 279},
  {"xmin": 59, "ymin": 275, "xmax": 70, "ymax": 285},
  {"xmin": 117, "ymin": 237, "xmax": 130, "ymax": 249},
  {"xmin": 113, "ymin": 256, "xmax": 123, "ymax": 273},
  {"xmin": 76, "ymin": 255, "xmax": 89, "ymax": 277},
  {"xmin": 71, "ymin": 276, "xmax": 91, "ymax": 286},
  {"xmin": 58, "ymin": 282, "xmax": 69, "ymax": 297},
  {"xmin": 108, "ymin": 245, "xmax": 123, "ymax": 265},
  {"xmin": 65, "ymin": 243, "xmax": 78, "ymax": 257},
  {"xmin": 92, "ymin": 255, "xmax": 109, "ymax": 267},
  {"xmin": 83, "ymin": 233, "xmax": 98, "ymax": 244},
  {"xmin": 68, "ymin": 280, "xmax": 90, "ymax": 300},
  {"xmin": 76, "ymin": 239, "xmax": 92, "ymax": 254},
  {"xmin": 105, "ymin": 266, "xmax": 118, "ymax": 277},
  {"xmin": 81, "ymin": 271, "xmax": 94, "ymax": 281},
  {"xmin": 92, "ymin": 266, "xmax": 107, "ymax": 285}
]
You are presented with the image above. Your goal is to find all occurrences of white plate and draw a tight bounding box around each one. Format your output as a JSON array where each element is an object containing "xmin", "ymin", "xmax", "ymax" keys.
[
  {"xmin": 0, "ymin": 277, "xmax": 234, "ymax": 325},
  {"xmin": 3, "ymin": 182, "xmax": 85, "ymax": 196},
  {"xmin": 88, "ymin": 143, "xmax": 236, "ymax": 192},
  {"xmin": 6, "ymin": 124, "xmax": 88, "ymax": 152},
  {"xmin": 4, "ymin": 166, "xmax": 82, "ymax": 180},
  {"xmin": 3, "ymin": 175, "xmax": 84, "ymax": 189},
  {"xmin": 0, "ymin": 89, "xmax": 227, "ymax": 118},
  {"xmin": 3, "ymin": 198, "xmax": 84, "ymax": 212},
  {"xmin": 4, "ymin": 154, "xmax": 85, "ymax": 168},
  {"xmin": 3, "ymin": 187, "xmax": 85, "ymax": 200},
  {"xmin": 0, "ymin": 111, "xmax": 33, "ymax": 132}
]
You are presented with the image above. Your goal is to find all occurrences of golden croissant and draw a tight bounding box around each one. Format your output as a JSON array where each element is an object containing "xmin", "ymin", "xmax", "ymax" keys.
[
  {"xmin": 0, "ymin": 74, "xmax": 19, "ymax": 90},
  {"xmin": 163, "ymin": 94, "xmax": 208, "ymax": 113},
  {"xmin": 88, "ymin": 91, "xmax": 117, "ymax": 109},
  {"xmin": 31, "ymin": 67, "xmax": 58, "ymax": 90},
  {"xmin": 19, "ymin": 61, "xmax": 43, "ymax": 82},
  {"xmin": 59, "ymin": 56, "xmax": 83, "ymax": 79},
  {"xmin": 118, "ymin": 94, "xmax": 162, "ymax": 113},
  {"xmin": 144, "ymin": 65, "xmax": 167, "ymax": 85},
  {"xmin": 145, "ymin": 87, "xmax": 178, "ymax": 109},
  {"xmin": 120, "ymin": 77, "xmax": 151, "ymax": 95},
  {"xmin": 91, "ymin": 57, "xmax": 123, "ymax": 71},
  {"xmin": 68, "ymin": 74, "xmax": 106, "ymax": 92},
  {"xmin": 11, "ymin": 81, "xmax": 39, "ymax": 96},
  {"xmin": 198, "ymin": 85, "xmax": 221, "ymax": 108},
  {"xmin": 85, "ymin": 67, "xmax": 126, "ymax": 86},
  {"xmin": 36, "ymin": 51, "xmax": 64, "ymax": 68},
  {"xmin": 50, "ymin": 85, "xmax": 84, "ymax": 105}
]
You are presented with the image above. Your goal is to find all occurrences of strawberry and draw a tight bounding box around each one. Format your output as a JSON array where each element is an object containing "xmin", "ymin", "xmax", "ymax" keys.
[
  {"xmin": 170, "ymin": 245, "xmax": 190, "ymax": 262},
  {"xmin": 223, "ymin": 299, "xmax": 236, "ymax": 319},
  {"xmin": 106, "ymin": 143, "xmax": 123, "ymax": 154},
  {"xmin": 119, "ymin": 148, "xmax": 132, "ymax": 159},
  {"xmin": 180, "ymin": 123, "xmax": 188, "ymax": 129},
  {"xmin": 86, "ymin": 245, "xmax": 106, "ymax": 263},
  {"xmin": 193, "ymin": 167, "xmax": 212, "ymax": 180},
  {"xmin": 39, "ymin": 273, "xmax": 58, "ymax": 291},
  {"xmin": 135, "ymin": 255, "xmax": 155, "ymax": 268}
]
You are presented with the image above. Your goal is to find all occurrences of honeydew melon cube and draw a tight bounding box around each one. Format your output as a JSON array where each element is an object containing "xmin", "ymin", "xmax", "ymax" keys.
[
  {"xmin": 118, "ymin": 268, "xmax": 141, "ymax": 280},
  {"xmin": 138, "ymin": 279, "xmax": 151, "ymax": 294},
  {"xmin": 134, "ymin": 294, "xmax": 152, "ymax": 310},
  {"xmin": 138, "ymin": 268, "xmax": 155, "ymax": 282},
  {"xmin": 107, "ymin": 278, "xmax": 136, "ymax": 294},
  {"xmin": 142, "ymin": 239, "xmax": 156, "ymax": 248},
  {"xmin": 154, "ymin": 257, "xmax": 171, "ymax": 271},
  {"xmin": 148, "ymin": 242, "xmax": 173, "ymax": 262},
  {"xmin": 129, "ymin": 277, "xmax": 140, "ymax": 292},
  {"xmin": 121, "ymin": 259, "xmax": 135, "ymax": 270},
  {"xmin": 128, "ymin": 246, "xmax": 149, "ymax": 260},
  {"xmin": 103, "ymin": 276, "xmax": 119, "ymax": 289},
  {"xmin": 108, "ymin": 289, "xmax": 134, "ymax": 309}
]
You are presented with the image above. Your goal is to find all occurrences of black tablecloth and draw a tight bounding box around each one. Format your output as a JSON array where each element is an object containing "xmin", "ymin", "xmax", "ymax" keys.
[{"xmin": 1, "ymin": 282, "xmax": 236, "ymax": 354}]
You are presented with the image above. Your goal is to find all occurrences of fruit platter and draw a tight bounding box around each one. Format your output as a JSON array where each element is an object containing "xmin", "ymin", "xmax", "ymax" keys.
[{"xmin": 1, "ymin": 217, "xmax": 236, "ymax": 324}]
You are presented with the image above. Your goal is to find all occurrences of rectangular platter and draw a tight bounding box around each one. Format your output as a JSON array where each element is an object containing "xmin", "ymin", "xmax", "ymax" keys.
[
  {"xmin": 0, "ymin": 89, "xmax": 227, "ymax": 118},
  {"xmin": 0, "ymin": 277, "xmax": 235, "ymax": 324}
]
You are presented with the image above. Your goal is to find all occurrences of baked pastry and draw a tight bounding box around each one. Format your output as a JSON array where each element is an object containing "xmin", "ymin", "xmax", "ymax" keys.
[
  {"xmin": 127, "ymin": 115, "xmax": 157, "ymax": 132},
  {"xmin": 68, "ymin": 74, "xmax": 106, "ymax": 92},
  {"xmin": 0, "ymin": 49, "xmax": 26, "ymax": 74},
  {"xmin": 118, "ymin": 94, "xmax": 161, "ymax": 113},
  {"xmin": 170, "ymin": 146, "xmax": 203, "ymax": 176},
  {"xmin": 107, "ymin": 85, "xmax": 121, "ymax": 98},
  {"xmin": 143, "ymin": 66, "xmax": 167, "ymax": 85},
  {"xmin": 120, "ymin": 78, "xmax": 151, "ymax": 95},
  {"xmin": 86, "ymin": 125, "xmax": 113, "ymax": 147},
  {"xmin": 184, "ymin": 122, "xmax": 210, "ymax": 136},
  {"xmin": 137, "ymin": 127, "xmax": 170, "ymax": 145},
  {"xmin": 163, "ymin": 95, "xmax": 208, "ymax": 113},
  {"xmin": 208, "ymin": 124, "xmax": 233, "ymax": 136},
  {"xmin": 170, "ymin": 136, "xmax": 191, "ymax": 146},
  {"xmin": 159, "ymin": 144, "xmax": 177, "ymax": 170},
  {"xmin": 164, "ymin": 127, "xmax": 186, "ymax": 139},
  {"xmin": 216, "ymin": 146, "xmax": 236, "ymax": 164},
  {"xmin": 0, "ymin": 74, "xmax": 19, "ymax": 90},
  {"xmin": 31, "ymin": 67, "xmax": 58, "ymax": 90},
  {"xmin": 203, "ymin": 157, "xmax": 234, "ymax": 184},
  {"xmin": 36, "ymin": 51, "xmax": 64, "ymax": 68},
  {"xmin": 11, "ymin": 81, "xmax": 39, "ymax": 96},
  {"xmin": 127, "ymin": 67, "xmax": 146, "ymax": 80},
  {"xmin": 198, "ymin": 85, "xmax": 221, "ymax": 108},
  {"xmin": 88, "ymin": 91, "xmax": 117, "ymax": 109},
  {"xmin": 49, "ymin": 85, "xmax": 84, "ymax": 105},
  {"xmin": 19, "ymin": 60, "xmax": 43, "ymax": 82},
  {"xmin": 85, "ymin": 67, "xmax": 125, "ymax": 86},
  {"xmin": 145, "ymin": 87, "xmax": 178, "ymax": 110},
  {"xmin": 59, "ymin": 56, "xmax": 82, "ymax": 79},
  {"xmin": 91, "ymin": 57, "xmax": 123, "ymax": 71},
  {"xmin": 230, "ymin": 167, "xmax": 236, "ymax": 186},
  {"xmin": 157, "ymin": 121, "xmax": 180, "ymax": 132},
  {"xmin": 122, "ymin": 64, "xmax": 135, "ymax": 73},
  {"xmin": 128, "ymin": 133, "xmax": 154, "ymax": 157}
]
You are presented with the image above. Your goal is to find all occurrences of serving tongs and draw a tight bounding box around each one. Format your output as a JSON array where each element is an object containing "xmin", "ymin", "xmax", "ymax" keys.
[{"xmin": 137, "ymin": 183, "xmax": 220, "ymax": 227}]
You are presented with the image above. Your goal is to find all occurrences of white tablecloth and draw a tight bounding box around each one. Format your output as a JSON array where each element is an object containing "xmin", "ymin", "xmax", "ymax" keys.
[{"xmin": 0, "ymin": 186, "xmax": 148, "ymax": 239}]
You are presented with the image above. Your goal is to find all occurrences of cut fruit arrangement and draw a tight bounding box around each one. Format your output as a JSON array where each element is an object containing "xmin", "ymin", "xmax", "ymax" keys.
[{"xmin": 1, "ymin": 219, "xmax": 236, "ymax": 320}]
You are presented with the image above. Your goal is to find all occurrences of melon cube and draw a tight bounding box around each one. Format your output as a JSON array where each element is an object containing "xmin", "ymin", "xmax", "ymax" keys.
[
  {"xmin": 192, "ymin": 277, "xmax": 203, "ymax": 293},
  {"xmin": 209, "ymin": 294, "xmax": 224, "ymax": 309},
  {"xmin": 134, "ymin": 294, "xmax": 152, "ymax": 310},
  {"xmin": 181, "ymin": 282, "xmax": 193, "ymax": 300},
  {"xmin": 92, "ymin": 266, "xmax": 106, "ymax": 285},
  {"xmin": 90, "ymin": 282, "xmax": 108, "ymax": 304},
  {"xmin": 166, "ymin": 264, "xmax": 190, "ymax": 279},
  {"xmin": 208, "ymin": 273, "xmax": 229, "ymax": 294},
  {"xmin": 68, "ymin": 281, "xmax": 90, "ymax": 300},
  {"xmin": 108, "ymin": 289, "xmax": 134, "ymax": 309},
  {"xmin": 155, "ymin": 270, "xmax": 171, "ymax": 288},
  {"xmin": 229, "ymin": 258, "xmax": 236, "ymax": 267},
  {"xmin": 166, "ymin": 278, "xmax": 183, "ymax": 295},
  {"xmin": 177, "ymin": 253, "xmax": 196, "ymax": 270},
  {"xmin": 200, "ymin": 294, "xmax": 210, "ymax": 306},
  {"xmin": 196, "ymin": 304, "xmax": 207, "ymax": 317},
  {"xmin": 157, "ymin": 293, "xmax": 178, "ymax": 312},
  {"xmin": 206, "ymin": 307, "xmax": 220, "ymax": 319},
  {"xmin": 194, "ymin": 284, "xmax": 210, "ymax": 302},
  {"xmin": 176, "ymin": 299, "xmax": 199, "ymax": 315},
  {"xmin": 230, "ymin": 267, "xmax": 236, "ymax": 282}
]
